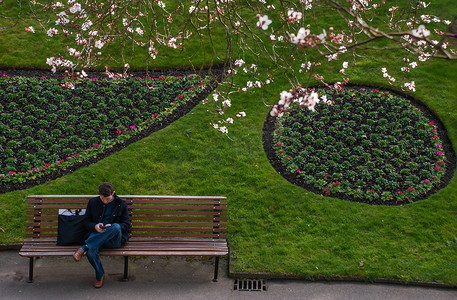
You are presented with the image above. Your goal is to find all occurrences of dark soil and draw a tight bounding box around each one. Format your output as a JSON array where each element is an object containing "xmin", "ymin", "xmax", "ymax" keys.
[
  {"xmin": 0, "ymin": 67, "xmax": 225, "ymax": 194},
  {"xmin": 262, "ymin": 84, "xmax": 456, "ymax": 206}
]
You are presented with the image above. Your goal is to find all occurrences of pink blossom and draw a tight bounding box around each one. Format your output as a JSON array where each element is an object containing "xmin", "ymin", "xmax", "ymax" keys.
[
  {"xmin": 431, "ymin": 129, "xmax": 436, "ymax": 132},
  {"xmin": 160, "ymin": 75, "xmax": 165, "ymax": 80},
  {"xmin": 136, "ymin": 77, "xmax": 141, "ymax": 80},
  {"xmin": 66, "ymin": 157, "xmax": 70, "ymax": 160},
  {"xmin": 424, "ymin": 179, "xmax": 430, "ymax": 183},
  {"xmin": 18, "ymin": 172, "xmax": 23, "ymax": 175},
  {"xmin": 9, "ymin": 172, "xmax": 15, "ymax": 176},
  {"xmin": 92, "ymin": 78, "xmax": 98, "ymax": 81},
  {"xmin": 429, "ymin": 121, "xmax": 434, "ymax": 125},
  {"xmin": 148, "ymin": 118, "xmax": 152, "ymax": 122},
  {"xmin": 41, "ymin": 76, "xmax": 46, "ymax": 79},
  {"xmin": 397, "ymin": 191, "xmax": 402, "ymax": 194},
  {"xmin": 436, "ymin": 151, "xmax": 443, "ymax": 156},
  {"xmin": 74, "ymin": 153, "xmax": 79, "ymax": 157},
  {"xmin": 408, "ymin": 187, "xmax": 413, "ymax": 191},
  {"xmin": 438, "ymin": 161, "xmax": 444, "ymax": 164},
  {"xmin": 176, "ymin": 76, "xmax": 181, "ymax": 79},
  {"xmin": 286, "ymin": 157, "xmax": 291, "ymax": 161},
  {"xmin": 45, "ymin": 163, "xmax": 51, "ymax": 167},
  {"xmin": 32, "ymin": 168, "xmax": 38, "ymax": 172},
  {"xmin": 116, "ymin": 129, "xmax": 122, "ymax": 134},
  {"xmin": 2, "ymin": 74, "xmax": 8, "ymax": 77},
  {"xmin": 297, "ymin": 170, "xmax": 302, "ymax": 174},
  {"xmin": 153, "ymin": 113, "xmax": 158, "ymax": 117},
  {"xmin": 437, "ymin": 144, "xmax": 442, "ymax": 148},
  {"xmin": 129, "ymin": 125, "xmax": 136, "ymax": 129},
  {"xmin": 177, "ymin": 94, "xmax": 183, "ymax": 99},
  {"xmin": 435, "ymin": 166, "xmax": 441, "ymax": 171},
  {"xmin": 370, "ymin": 189, "xmax": 375, "ymax": 193},
  {"xmin": 433, "ymin": 135, "xmax": 438, "ymax": 139},
  {"xmin": 276, "ymin": 142, "xmax": 282, "ymax": 146},
  {"xmin": 40, "ymin": 167, "xmax": 46, "ymax": 171},
  {"xmin": 146, "ymin": 76, "xmax": 151, "ymax": 79},
  {"xmin": 188, "ymin": 88, "xmax": 193, "ymax": 91},
  {"xmin": 93, "ymin": 143, "xmax": 99, "ymax": 148}
]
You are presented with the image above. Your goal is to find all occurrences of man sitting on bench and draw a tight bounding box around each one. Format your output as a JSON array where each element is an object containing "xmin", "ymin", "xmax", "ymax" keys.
[{"xmin": 72, "ymin": 182, "xmax": 131, "ymax": 288}]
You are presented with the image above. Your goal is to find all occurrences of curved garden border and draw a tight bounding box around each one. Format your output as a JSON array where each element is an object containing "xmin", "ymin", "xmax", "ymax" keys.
[
  {"xmin": 263, "ymin": 84, "xmax": 456, "ymax": 206},
  {"xmin": 0, "ymin": 67, "xmax": 224, "ymax": 194}
]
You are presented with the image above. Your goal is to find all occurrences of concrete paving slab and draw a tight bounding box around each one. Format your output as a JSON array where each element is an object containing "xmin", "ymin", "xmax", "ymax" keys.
[{"xmin": 1, "ymin": 250, "xmax": 456, "ymax": 300}]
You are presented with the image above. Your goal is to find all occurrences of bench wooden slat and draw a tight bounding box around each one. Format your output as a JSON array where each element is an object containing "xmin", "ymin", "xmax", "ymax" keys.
[
  {"xmin": 20, "ymin": 195, "xmax": 228, "ymax": 282},
  {"xmin": 27, "ymin": 198, "xmax": 227, "ymax": 205},
  {"xmin": 28, "ymin": 195, "xmax": 227, "ymax": 200},
  {"xmin": 131, "ymin": 232, "xmax": 226, "ymax": 238},
  {"xmin": 27, "ymin": 210, "xmax": 227, "ymax": 216},
  {"xmin": 131, "ymin": 221, "xmax": 226, "ymax": 227}
]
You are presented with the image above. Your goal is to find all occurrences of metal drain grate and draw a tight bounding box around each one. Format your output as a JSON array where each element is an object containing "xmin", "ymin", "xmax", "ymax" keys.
[{"xmin": 234, "ymin": 279, "xmax": 267, "ymax": 291}]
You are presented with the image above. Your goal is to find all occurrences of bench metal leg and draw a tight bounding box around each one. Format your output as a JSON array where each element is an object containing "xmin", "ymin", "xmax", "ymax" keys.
[
  {"xmin": 28, "ymin": 257, "xmax": 34, "ymax": 283},
  {"xmin": 213, "ymin": 257, "xmax": 219, "ymax": 282},
  {"xmin": 123, "ymin": 256, "xmax": 129, "ymax": 281}
]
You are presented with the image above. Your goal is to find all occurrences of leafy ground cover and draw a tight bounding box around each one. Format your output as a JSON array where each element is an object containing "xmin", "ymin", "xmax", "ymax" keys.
[
  {"xmin": 266, "ymin": 87, "xmax": 455, "ymax": 205},
  {"xmin": 0, "ymin": 70, "xmax": 216, "ymax": 193}
]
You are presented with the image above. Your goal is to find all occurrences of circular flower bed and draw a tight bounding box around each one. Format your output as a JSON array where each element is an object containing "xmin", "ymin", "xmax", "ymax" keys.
[
  {"xmin": 0, "ymin": 73, "xmax": 211, "ymax": 190},
  {"xmin": 268, "ymin": 87, "xmax": 453, "ymax": 205}
]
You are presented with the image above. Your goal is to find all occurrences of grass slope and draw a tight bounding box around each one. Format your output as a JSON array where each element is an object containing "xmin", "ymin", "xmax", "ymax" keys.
[{"xmin": 0, "ymin": 0, "xmax": 456, "ymax": 285}]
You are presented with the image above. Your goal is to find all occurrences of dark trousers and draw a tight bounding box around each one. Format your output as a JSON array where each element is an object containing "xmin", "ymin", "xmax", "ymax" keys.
[{"xmin": 85, "ymin": 223, "xmax": 122, "ymax": 280}]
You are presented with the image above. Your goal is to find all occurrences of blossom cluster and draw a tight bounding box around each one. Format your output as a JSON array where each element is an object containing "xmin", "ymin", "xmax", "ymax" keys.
[{"xmin": 18, "ymin": 0, "xmax": 457, "ymax": 135}]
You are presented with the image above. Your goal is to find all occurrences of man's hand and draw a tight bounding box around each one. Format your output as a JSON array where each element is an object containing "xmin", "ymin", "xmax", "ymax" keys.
[{"xmin": 95, "ymin": 223, "xmax": 111, "ymax": 232}]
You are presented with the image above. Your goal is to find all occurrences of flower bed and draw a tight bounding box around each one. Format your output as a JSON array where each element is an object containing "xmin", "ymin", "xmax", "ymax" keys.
[
  {"xmin": 0, "ymin": 74, "xmax": 210, "ymax": 187},
  {"xmin": 271, "ymin": 87, "xmax": 449, "ymax": 204}
]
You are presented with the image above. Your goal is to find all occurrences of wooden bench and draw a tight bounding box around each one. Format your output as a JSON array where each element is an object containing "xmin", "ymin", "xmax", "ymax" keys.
[{"xmin": 19, "ymin": 195, "xmax": 228, "ymax": 283}]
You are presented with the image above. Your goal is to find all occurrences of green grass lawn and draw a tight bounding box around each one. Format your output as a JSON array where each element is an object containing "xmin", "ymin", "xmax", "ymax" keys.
[{"xmin": 0, "ymin": 1, "xmax": 457, "ymax": 285}]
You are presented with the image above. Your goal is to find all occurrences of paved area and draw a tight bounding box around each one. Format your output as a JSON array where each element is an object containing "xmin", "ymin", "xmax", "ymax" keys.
[{"xmin": 1, "ymin": 250, "xmax": 456, "ymax": 300}]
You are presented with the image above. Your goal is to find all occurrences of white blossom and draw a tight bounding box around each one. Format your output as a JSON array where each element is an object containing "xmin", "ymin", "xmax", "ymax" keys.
[
  {"xmin": 411, "ymin": 25, "xmax": 430, "ymax": 38},
  {"xmin": 234, "ymin": 59, "xmax": 245, "ymax": 67},
  {"xmin": 256, "ymin": 14, "xmax": 272, "ymax": 30},
  {"xmin": 290, "ymin": 27, "xmax": 310, "ymax": 44},
  {"xmin": 339, "ymin": 46, "xmax": 347, "ymax": 53},
  {"xmin": 94, "ymin": 40, "xmax": 104, "ymax": 49},
  {"xmin": 69, "ymin": 3, "xmax": 81, "ymax": 13},
  {"xmin": 47, "ymin": 28, "xmax": 58, "ymax": 37},
  {"xmin": 219, "ymin": 126, "xmax": 228, "ymax": 134},
  {"xmin": 222, "ymin": 99, "xmax": 231, "ymax": 108},
  {"xmin": 157, "ymin": 1, "xmax": 166, "ymax": 9},
  {"xmin": 404, "ymin": 81, "xmax": 416, "ymax": 92},
  {"xmin": 81, "ymin": 20, "xmax": 93, "ymax": 31},
  {"xmin": 135, "ymin": 27, "xmax": 144, "ymax": 36}
]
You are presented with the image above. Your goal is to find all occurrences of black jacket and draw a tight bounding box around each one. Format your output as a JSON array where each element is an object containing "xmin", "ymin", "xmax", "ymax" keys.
[{"xmin": 84, "ymin": 194, "xmax": 131, "ymax": 242}]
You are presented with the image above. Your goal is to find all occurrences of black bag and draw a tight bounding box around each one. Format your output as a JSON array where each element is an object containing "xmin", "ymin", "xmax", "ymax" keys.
[{"xmin": 56, "ymin": 209, "xmax": 88, "ymax": 246}]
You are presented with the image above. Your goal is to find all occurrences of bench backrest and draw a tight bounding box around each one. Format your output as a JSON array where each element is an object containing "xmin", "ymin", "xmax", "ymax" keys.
[{"xmin": 25, "ymin": 195, "xmax": 227, "ymax": 241}]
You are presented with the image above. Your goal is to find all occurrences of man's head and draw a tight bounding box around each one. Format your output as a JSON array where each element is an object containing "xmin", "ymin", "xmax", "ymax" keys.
[{"xmin": 99, "ymin": 182, "xmax": 114, "ymax": 197}]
